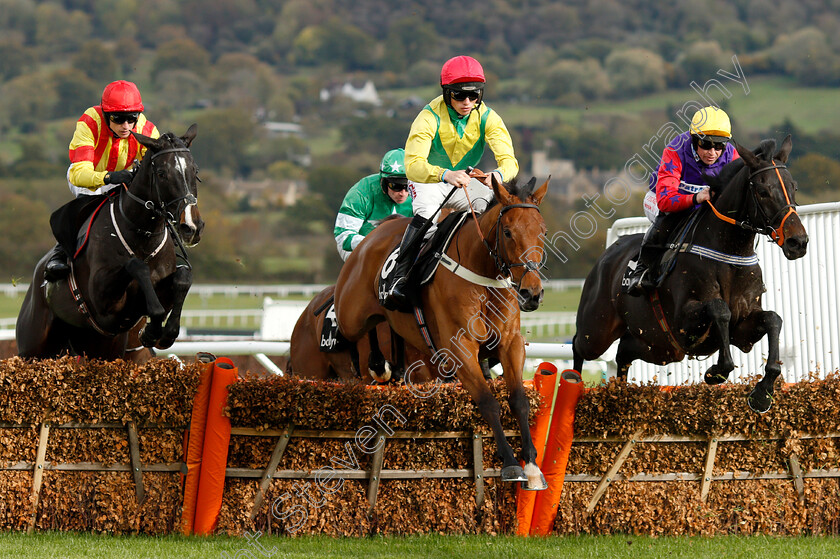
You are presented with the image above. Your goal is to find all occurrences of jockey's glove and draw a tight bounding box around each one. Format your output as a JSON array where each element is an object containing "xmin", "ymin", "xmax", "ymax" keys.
[{"xmin": 106, "ymin": 168, "xmax": 135, "ymax": 185}]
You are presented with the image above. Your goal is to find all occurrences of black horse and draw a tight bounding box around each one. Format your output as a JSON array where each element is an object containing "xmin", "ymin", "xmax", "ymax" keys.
[
  {"xmin": 573, "ymin": 136, "xmax": 808, "ymax": 413},
  {"xmin": 16, "ymin": 125, "xmax": 203, "ymax": 360}
]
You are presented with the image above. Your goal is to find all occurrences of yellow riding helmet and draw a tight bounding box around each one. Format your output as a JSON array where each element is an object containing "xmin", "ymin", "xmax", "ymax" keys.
[{"xmin": 689, "ymin": 106, "xmax": 732, "ymax": 140}]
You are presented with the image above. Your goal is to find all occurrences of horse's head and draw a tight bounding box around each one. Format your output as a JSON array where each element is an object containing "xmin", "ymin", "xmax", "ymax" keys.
[
  {"xmin": 733, "ymin": 135, "xmax": 808, "ymax": 260},
  {"xmin": 489, "ymin": 176, "xmax": 549, "ymax": 312},
  {"xmin": 132, "ymin": 124, "xmax": 204, "ymax": 247}
]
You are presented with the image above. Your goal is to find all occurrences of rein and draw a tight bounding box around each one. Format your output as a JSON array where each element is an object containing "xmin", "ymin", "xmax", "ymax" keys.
[{"xmin": 704, "ymin": 162, "xmax": 797, "ymax": 247}]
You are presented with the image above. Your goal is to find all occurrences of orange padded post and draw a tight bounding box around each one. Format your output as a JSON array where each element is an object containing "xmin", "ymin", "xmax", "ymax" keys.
[
  {"xmin": 515, "ymin": 362, "xmax": 558, "ymax": 536},
  {"xmin": 180, "ymin": 353, "xmax": 216, "ymax": 535},
  {"xmin": 529, "ymin": 369, "xmax": 583, "ymax": 536},
  {"xmin": 193, "ymin": 357, "xmax": 239, "ymax": 535}
]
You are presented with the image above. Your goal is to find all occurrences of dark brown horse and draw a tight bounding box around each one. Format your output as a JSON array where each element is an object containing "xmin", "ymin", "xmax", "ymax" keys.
[
  {"xmin": 288, "ymin": 285, "xmax": 438, "ymax": 383},
  {"xmin": 16, "ymin": 125, "xmax": 203, "ymax": 360},
  {"xmin": 334, "ymin": 176, "xmax": 549, "ymax": 489},
  {"xmin": 573, "ymin": 136, "xmax": 808, "ymax": 413}
]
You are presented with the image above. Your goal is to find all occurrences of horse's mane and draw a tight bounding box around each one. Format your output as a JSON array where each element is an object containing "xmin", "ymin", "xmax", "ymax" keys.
[
  {"xmin": 704, "ymin": 138, "xmax": 777, "ymax": 192},
  {"xmin": 485, "ymin": 176, "xmax": 535, "ymax": 211}
]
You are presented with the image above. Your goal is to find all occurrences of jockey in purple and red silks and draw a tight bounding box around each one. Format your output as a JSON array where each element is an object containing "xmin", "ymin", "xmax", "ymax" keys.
[{"xmin": 627, "ymin": 106, "xmax": 741, "ymax": 296}]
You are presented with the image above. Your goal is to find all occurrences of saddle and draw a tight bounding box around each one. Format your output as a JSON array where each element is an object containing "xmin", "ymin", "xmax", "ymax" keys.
[
  {"xmin": 377, "ymin": 211, "xmax": 470, "ymax": 311},
  {"xmin": 621, "ymin": 210, "xmax": 703, "ymax": 293},
  {"xmin": 49, "ymin": 192, "xmax": 115, "ymax": 259}
]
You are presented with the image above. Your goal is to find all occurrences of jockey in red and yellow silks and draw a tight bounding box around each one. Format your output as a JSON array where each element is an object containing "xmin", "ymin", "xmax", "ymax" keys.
[
  {"xmin": 45, "ymin": 80, "xmax": 160, "ymax": 281},
  {"xmin": 68, "ymin": 106, "xmax": 158, "ymax": 194}
]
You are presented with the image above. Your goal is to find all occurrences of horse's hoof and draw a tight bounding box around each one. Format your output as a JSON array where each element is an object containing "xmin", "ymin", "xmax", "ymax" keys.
[
  {"xmin": 521, "ymin": 464, "xmax": 548, "ymax": 491},
  {"xmin": 156, "ymin": 338, "xmax": 175, "ymax": 350},
  {"xmin": 369, "ymin": 362, "xmax": 391, "ymax": 383},
  {"xmin": 704, "ymin": 370, "xmax": 728, "ymax": 385},
  {"xmin": 500, "ymin": 465, "xmax": 528, "ymax": 483},
  {"xmin": 139, "ymin": 328, "xmax": 160, "ymax": 348},
  {"xmin": 748, "ymin": 388, "xmax": 773, "ymax": 414}
]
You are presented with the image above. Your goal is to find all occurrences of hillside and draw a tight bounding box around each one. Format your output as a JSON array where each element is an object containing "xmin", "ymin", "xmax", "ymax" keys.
[{"xmin": 2, "ymin": 0, "xmax": 840, "ymax": 283}]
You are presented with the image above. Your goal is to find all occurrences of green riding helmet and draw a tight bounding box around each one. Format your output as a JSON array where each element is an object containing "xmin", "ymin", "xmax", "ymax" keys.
[{"xmin": 380, "ymin": 148, "xmax": 409, "ymax": 195}]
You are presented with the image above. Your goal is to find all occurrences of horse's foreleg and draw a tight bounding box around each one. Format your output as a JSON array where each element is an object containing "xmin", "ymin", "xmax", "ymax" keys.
[
  {"xmin": 733, "ymin": 310, "xmax": 783, "ymax": 413},
  {"xmin": 390, "ymin": 329, "xmax": 405, "ymax": 384},
  {"xmin": 157, "ymin": 265, "xmax": 192, "ymax": 349},
  {"xmin": 684, "ymin": 299, "xmax": 734, "ymax": 385},
  {"xmin": 123, "ymin": 258, "xmax": 165, "ymax": 346},
  {"xmin": 572, "ymin": 333, "xmax": 585, "ymax": 374},
  {"xmin": 499, "ymin": 336, "xmax": 545, "ymax": 490},
  {"xmin": 366, "ymin": 327, "xmax": 390, "ymax": 382}
]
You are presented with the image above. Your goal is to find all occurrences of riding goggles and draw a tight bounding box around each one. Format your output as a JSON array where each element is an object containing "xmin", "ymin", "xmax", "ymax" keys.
[
  {"xmin": 108, "ymin": 113, "xmax": 139, "ymax": 124},
  {"xmin": 697, "ymin": 138, "xmax": 728, "ymax": 151},
  {"xmin": 450, "ymin": 90, "xmax": 481, "ymax": 102},
  {"xmin": 385, "ymin": 179, "xmax": 409, "ymax": 192}
]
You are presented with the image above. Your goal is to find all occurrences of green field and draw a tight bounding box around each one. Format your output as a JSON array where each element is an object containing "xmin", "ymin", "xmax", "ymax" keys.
[
  {"xmin": 1, "ymin": 532, "xmax": 839, "ymax": 559},
  {"xmin": 494, "ymin": 75, "xmax": 840, "ymax": 136}
]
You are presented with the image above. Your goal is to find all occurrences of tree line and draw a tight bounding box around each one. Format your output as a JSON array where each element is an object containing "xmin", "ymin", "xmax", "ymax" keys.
[{"xmin": 2, "ymin": 0, "xmax": 840, "ymax": 283}]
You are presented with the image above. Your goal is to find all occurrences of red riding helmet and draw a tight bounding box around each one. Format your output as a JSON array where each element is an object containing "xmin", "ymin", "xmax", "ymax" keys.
[
  {"xmin": 440, "ymin": 56, "xmax": 485, "ymax": 86},
  {"xmin": 101, "ymin": 80, "xmax": 144, "ymax": 113}
]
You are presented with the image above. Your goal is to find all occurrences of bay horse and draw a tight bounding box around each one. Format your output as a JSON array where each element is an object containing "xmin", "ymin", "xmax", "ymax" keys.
[
  {"xmin": 334, "ymin": 176, "xmax": 549, "ymax": 489},
  {"xmin": 573, "ymin": 136, "xmax": 808, "ymax": 413},
  {"xmin": 16, "ymin": 125, "xmax": 203, "ymax": 360},
  {"xmin": 288, "ymin": 285, "xmax": 438, "ymax": 383}
]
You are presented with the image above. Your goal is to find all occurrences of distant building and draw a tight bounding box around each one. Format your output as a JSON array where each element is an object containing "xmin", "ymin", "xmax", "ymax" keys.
[
  {"xmin": 225, "ymin": 179, "xmax": 306, "ymax": 207},
  {"xmin": 264, "ymin": 122, "xmax": 303, "ymax": 137},
  {"xmin": 320, "ymin": 80, "xmax": 382, "ymax": 106},
  {"xmin": 531, "ymin": 150, "xmax": 646, "ymax": 201}
]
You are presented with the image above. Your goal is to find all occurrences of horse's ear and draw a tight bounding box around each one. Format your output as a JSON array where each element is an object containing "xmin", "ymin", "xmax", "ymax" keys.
[
  {"xmin": 131, "ymin": 130, "xmax": 164, "ymax": 151},
  {"xmin": 735, "ymin": 141, "xmax": 760, "ymax": 168},
  {"xmin": 182, "ymin": 124, "xmax": 198, "ymax": 147},
  {"xmin": 531, "ymin": 177, "xmax": 549, "ymax": 205},
  {"xmin": 491, "ymin": 173, "xmax": 514, "ymax": 206},
  {"xmin": 775, "ymin": 134, "xmax": 792, "ymax": 163}
]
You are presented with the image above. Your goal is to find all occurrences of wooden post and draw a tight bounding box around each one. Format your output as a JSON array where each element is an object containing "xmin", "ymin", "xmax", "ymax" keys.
[
  {"xmin": 126, "ymin": 421, "xmax": 145, "ymax": 505},
  {"xmin": 249, "ymin": 423, "xmax": 294, "ymax": 520},
  {"xmin": 366, "ymin": 430, "xmax": 387, "ymax": 509},
  {"xmin": 788, "ymin": 454, "xmax": 805, "ymax": 505},
  {"xmin": 472, "ymin": 432, "xmax": 485, "ymax": 508},
  {"xmin": 28, "ymin": 422, "xmax": 50, "ymax": 534},
  {"xmin": 586, "ymin": 429, "xmax": 642, "ymax": 513},
  {"xmin": 700, "ymin": 436, "xmax": 718, "ymax": 502}
]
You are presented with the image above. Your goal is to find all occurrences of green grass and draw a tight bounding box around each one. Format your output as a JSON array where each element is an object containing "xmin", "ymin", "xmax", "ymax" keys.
[
  {"xmin": 538, "ymin": 287, "xmax": 581, "ymax": 313},
  {"xmin": 2, "ymin": 532, "xmax": 840, "ymax": 559}
]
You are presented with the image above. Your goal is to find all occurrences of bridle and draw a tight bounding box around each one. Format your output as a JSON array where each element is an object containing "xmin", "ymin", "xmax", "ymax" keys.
[
  {"xmin": 466, "ymin": 201, "xmax": 542, "ymax": 290},
  {"xmin": 705, "ymin": 160, "xmax": 797, "ymax": 247},
  {"xmin": 117, "ymin": 140, "xmax": 198, "ymax": 267}
]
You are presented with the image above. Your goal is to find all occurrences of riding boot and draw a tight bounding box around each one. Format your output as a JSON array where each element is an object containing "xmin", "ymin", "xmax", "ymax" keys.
[
  {"xmin": 44, "ymin": 243, "xmax": 70, "ymax": 282},
  {"xmin": 382, "ymin": 215, "xmax": 428, "ymax": 311},
  {"xmin": 626, "ymin": 217, "xmax": 667, "ymax": 296},
  {"xmin": 626, "ymin": 244, "xmax": 662, "ymax": 296}
]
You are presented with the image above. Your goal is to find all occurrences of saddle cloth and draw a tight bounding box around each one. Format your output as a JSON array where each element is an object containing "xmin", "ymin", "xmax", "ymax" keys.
[
  {"xmin": 377, "ymin": 211, "xmax": 470, "ymax": 308},
  {"xmin": 318, "ymin": 301, "xmax": 350, "ymax": 353}
]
